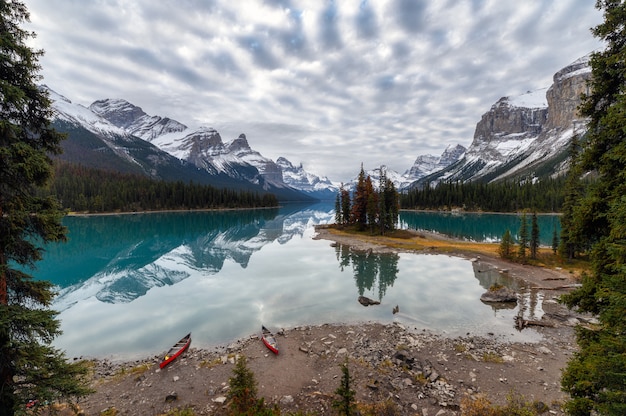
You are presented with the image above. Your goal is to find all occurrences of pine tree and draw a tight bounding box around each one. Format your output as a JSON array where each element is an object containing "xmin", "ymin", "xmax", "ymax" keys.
[
  {"xmin": 560, "ymin": 2, "xmax": 626, "ymax": 414},
  {"xmin": 227, "ymin": 355, "xmax": 259, "ymax": 414},
  {"xmin": 558, "ymin": 135, "xmax": 586, "ymax": 259},
  {"xmin": 517, "ymin": 212, "xmax": 528, "ymax": 261},
  {"xmin": 365, "ymin": 176, "xmax": 378, "ymax": 233},
  {"xmin": 0, "ymin": 2, "xmax": 92, "ymax": 414},
  {"xmin": 335, "ymin": 191, "xmax": 342, "ymax": 224},
  {"xmin": 498, "ymin": 229, "xmax": 514, "ymax": 260},
  {"xmin": 351, "ymin": 164, "xmax": 368, "ymax": 229},
  {"xmin": 530, "ymin": 212, "xmax": 540, "ymax": 259},
  {"xmin": 340, "ymin": 186, "xmax": 351, "ymax": 226},
  {"xmin": 551, "ymin": 224, "xmax": 559, "ymax": 255},
  {"xmin": 333, "ymin": 359, "xmax": 356, "ymax": 416}
]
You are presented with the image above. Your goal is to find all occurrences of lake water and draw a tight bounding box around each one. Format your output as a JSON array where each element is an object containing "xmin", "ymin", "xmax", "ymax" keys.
[{"xmin": 32, "ymin": 203, "xmax": 558, "ymax": 361}]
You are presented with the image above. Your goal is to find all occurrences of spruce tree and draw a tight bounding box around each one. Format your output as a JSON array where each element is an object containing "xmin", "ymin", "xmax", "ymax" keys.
[
  {"xmin": 351, "ymin": 164, "xmax": 368, "ymax": 229},
  {"xmin": 340, "ymin": 186, "xmax": 351, "ymax": 226},
  {"xmin": 333, "ymin": 359, "xmax": 356, "ymax": 416},
  {"xmin": 498, "ymin": 229, "xmax": 514, "ymax": 260},
  {"xmin": 227, "ymin": 355, "xmax": 258, "ymax": 414},
  {"xmin": 530, "ymin": 212, "xmax": 540, "ymax": 259},
  {"xmin": 0, "ymin": 2, "xmax": 92, "ymax": 413},
  {"xmin": 365, "ymin": 176, "xmax": 378, "ymax": 233},
  {"xmin": 560, "ymin": 1, "xmax": 626, "ymax": 414},
  {"xmin": 335, "ymin": 191, "xmax": 342, "ymax": 224},
  {"xmin": 517, "ymin": 212, "xmax": 528, "ymax": 261}
]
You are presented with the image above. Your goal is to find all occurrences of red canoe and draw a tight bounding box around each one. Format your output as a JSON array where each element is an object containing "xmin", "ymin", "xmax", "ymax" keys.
[
  {"xmin": 261, "ymin": 325, "xmax": 278, "ymax": 355},
  {"xmin": 160, "ymin": 333, "xmax": 191, "ymax": 369}
]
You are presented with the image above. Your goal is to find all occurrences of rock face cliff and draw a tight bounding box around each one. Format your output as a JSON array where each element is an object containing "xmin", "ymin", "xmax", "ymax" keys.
[{"xmin": 418, "ymin": 55, "xmax": 591, "ymax": 185}]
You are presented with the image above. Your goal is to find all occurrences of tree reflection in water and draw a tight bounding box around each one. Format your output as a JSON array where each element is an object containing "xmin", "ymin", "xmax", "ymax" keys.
[{"xmin": 333, "ymin": 243, "xmax": 400, "ymax": 301}]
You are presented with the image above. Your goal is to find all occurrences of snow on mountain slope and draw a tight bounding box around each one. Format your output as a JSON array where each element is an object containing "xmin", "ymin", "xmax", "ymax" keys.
[
  {"xmin": 46, "ymin": 87, "xmax": 128, "ymax": 138},
  {"xmin": 88, "ymin": 99, "xmax": 323, "ymax": 196},
  {"xmin": 89, "ymin": 98, "xmax": 187, "ymax": 140},
  {"xmin": 276, "ymin": 157, "xmax": 339, "ymax": 198}
]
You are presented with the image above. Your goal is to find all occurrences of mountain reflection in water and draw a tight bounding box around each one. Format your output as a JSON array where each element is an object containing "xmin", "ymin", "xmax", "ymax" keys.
[{"xmin": 32, "ymin": 204, "xmax": 550, "ymax": 360}]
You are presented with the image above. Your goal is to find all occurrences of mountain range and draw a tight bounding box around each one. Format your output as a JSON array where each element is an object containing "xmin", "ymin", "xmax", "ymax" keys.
[{"xmin": 45, "ymin": 54, "xmax": 591, "ymax": 199}]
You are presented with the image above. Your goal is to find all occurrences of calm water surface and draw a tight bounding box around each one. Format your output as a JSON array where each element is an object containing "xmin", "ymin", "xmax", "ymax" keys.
[{"xmin": 33, "ymin": 204, "xmax": 557, "ymax": 360}]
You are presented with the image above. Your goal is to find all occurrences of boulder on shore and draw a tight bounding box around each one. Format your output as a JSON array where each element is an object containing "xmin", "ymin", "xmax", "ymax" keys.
[{"xmin": 480, "ymin": 286, "xmax": 518, "ymax": 303}]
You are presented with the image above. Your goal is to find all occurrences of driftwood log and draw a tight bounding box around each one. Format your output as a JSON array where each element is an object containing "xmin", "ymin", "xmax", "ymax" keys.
[{"xmin": 515, "ymin": 316, "xmax": 555, "ymax": 330}]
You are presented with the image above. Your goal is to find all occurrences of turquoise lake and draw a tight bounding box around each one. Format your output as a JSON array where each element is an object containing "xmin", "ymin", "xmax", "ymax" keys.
[{"xmin": 32, "ymin": 203, "xmax": 560, "ymax": 361}]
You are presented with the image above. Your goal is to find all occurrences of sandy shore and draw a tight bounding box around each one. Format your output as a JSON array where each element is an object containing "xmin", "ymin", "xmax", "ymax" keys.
[{"xmin": 70, "ymin": 227, "xmax": 591, "ymax": 416}]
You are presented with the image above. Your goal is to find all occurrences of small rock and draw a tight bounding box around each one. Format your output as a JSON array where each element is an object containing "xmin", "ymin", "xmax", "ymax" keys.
[
  {"xmin": 172, "ymin": 376, "xmax": 179, "ymax": 382},
  {"xmin": 538, "ymin": 346, "xmax": 553, "ymax": 355},
  {"xmin": 280, "ymin": 395, "xmax": 294, "ymax": 404},
  {"xmin": 336, "ymin": 348, "xmax": 347, "ymax": 355},
  {"xmin": 212, "ymin": 396, "xmax": 227, "ymax": 404},
  {"xmin": 165, "ymin": 392, "xmax": 178, "ymax": 402}
]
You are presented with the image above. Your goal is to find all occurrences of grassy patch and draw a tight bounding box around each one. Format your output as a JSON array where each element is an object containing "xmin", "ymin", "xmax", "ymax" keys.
[
  {"xmin": 199, "ymin": 357, "xmax": 222, "ymax": 369},
  {"xmin": 159, "ymin": 407, "xmax": 196, "ymax": 416},
  {"xmin": 483, "ymin": 352, "xmax": 505, "ymax": 363}
]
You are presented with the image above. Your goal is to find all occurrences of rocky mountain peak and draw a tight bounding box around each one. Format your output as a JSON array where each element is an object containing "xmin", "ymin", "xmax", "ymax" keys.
[
  {"xmin": 421, "ymin": 54, "xmax": 593, "ymax": 185},
  {"xmin": 227, "ymin": 134, "xmax": 251, "ymax": 153},
  {"xmin": 89, "ymin": 99, "xmax": 146, "ymax": 129},
  {"xmin": 90, "ymin": 98, "xmax": 187, "ymax": 141},
  {"xmin": 440, "ymin": 144, "xmax": 466, "ymax": 166},
  {"xmin": 404, "ymin": 144, "xmax": 466, "ymax": 182}
]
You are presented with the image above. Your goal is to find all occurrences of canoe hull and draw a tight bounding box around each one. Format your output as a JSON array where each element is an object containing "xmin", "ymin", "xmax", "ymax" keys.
[
  {"xmin": 160, "ymin": 333, "xmax": 191, "ymax": 369},
  {"xmin": 261, "ymin": 326, "xmax": 279, "ymax": 355}
]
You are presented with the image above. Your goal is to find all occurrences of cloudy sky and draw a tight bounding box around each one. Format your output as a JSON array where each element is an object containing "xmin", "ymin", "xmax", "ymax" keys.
[{"xmin": 25, "ymin": 0, "xmax": 603, "ymax": 183}]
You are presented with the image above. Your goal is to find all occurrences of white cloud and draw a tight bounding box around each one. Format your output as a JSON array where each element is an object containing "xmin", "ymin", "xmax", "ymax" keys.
[{"xmin": 25, "ymin": 0, "xmax": 603, "ymax": 182}]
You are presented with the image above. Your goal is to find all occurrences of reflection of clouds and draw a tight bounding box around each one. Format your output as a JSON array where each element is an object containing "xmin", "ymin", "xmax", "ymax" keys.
[{"xmin": 51, "ymin": 206, "xmax": 544, "ymax": 360}]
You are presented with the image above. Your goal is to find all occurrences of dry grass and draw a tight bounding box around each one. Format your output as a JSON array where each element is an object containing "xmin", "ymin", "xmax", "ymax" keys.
[{"xmin": 323, "ymin": 226, "xmax": 590, "ymax": 277}]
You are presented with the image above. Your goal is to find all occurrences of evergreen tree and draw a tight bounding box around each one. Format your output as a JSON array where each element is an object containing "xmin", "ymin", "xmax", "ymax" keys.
[
  {"xmin": 227, "ymin": 355, "xmax": 260, "ymax": 415},
  {"xmin": 498, "ymin": 229, "xmax": 514, "ymax": 260},
  {"xmin": 341, "ymin": 186, "xmax": 351, "ymax": 226},
  {"xmin": 335, "ymin": 191, "xmax": 342, "ymax": 224},
  {"xmin": 517, "ymin": 212, "xmax": 528, "ymax": 261},
  {"xmin": 365, "ymin": 176, "xmax": 378, "ymax": 233},
  {"xmin": 351, "ymin": 164, "xmax": 368, "ymax": 229},
  {"xmin": 551, "ymin": 224, "xmax": 559, "ymax": 255},
  {"xmin": 560, "ymin": 2, "xmax": 626, "ymax": 414},
  {"xmin": 379, "ymin": 167, "xmax": 399, "ymax": 234},
  {"xmin": 530, "ymin": 212, "xmax": 540, "ymax": 259},
  {"xmin": 333, "ymin": 359, "xmax": 356, "ymax": 416},
  {"xmin": 558, "ymin": 135, "xmax": 586, "ymax": 259},
  {"xmin": 0, "ymin": 2, "xmax": 91, "ymax": 413}
]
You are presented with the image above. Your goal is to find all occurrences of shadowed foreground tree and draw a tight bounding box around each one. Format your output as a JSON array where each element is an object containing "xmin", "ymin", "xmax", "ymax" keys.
[
  {"xmin": 0, "ymin": 1, "xmax": 91, "ymax": 414},
  {"xmin": 560, "ymin": 1, "xmax": 626, "ymax": 414}
]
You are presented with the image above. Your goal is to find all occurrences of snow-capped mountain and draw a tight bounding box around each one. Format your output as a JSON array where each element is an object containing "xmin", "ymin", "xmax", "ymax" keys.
[
  {"xmin": 89, "ymin": 98, "xmax": 187, "ymax": 140},
  {"xmin": 48, "ymin": 91, "xmax": 315, "ymax": 201},
  {"xmin": 412, "ymin": 55, "xmax": 591, "ymax": 186},
  {"xmin": 46, "ymin": 87, "xmax": 237, "ymax": 186},
  {"xmin": 88, "ymin": 98, "xmax": 319, "ymax": 199},
  {"xmin": 404, "ymin": 144, "xmax": 466, "ymax": 184},
  {"xmin": 276, "ymin": 157, "xmax": 339, "ymax": 199},
  {"xmin": 46, "ymin": 53, "xmax": 592, "ymax": 198},
  {"xmin": 346, "ymin": 144, "xmax": 466, "ymax": 192}
]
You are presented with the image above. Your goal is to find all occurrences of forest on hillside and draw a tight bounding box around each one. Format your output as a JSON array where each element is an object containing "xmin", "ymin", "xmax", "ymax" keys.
[
  {"xmin": 400, "ymin": 176, "xmax": 567, "ymax": 212},
  {"xmin": 39, "ymin": 162, "xmax": 278, "ymax": 213}
]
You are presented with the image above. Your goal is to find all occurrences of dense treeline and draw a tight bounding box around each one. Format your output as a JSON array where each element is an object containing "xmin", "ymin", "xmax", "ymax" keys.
[
  {"xmin": 39, "ymin": 162, "xmax": 278, "ymax": 213},
  {"xmin": 400, "ymin": 176, "xmax": 566, "ymax": 212}
]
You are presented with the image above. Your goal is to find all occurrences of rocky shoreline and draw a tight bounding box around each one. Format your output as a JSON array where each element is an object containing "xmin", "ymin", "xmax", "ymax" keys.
[{"xmin": 72, "ymin": 228, "xmax": 592, "ymax": 416}]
